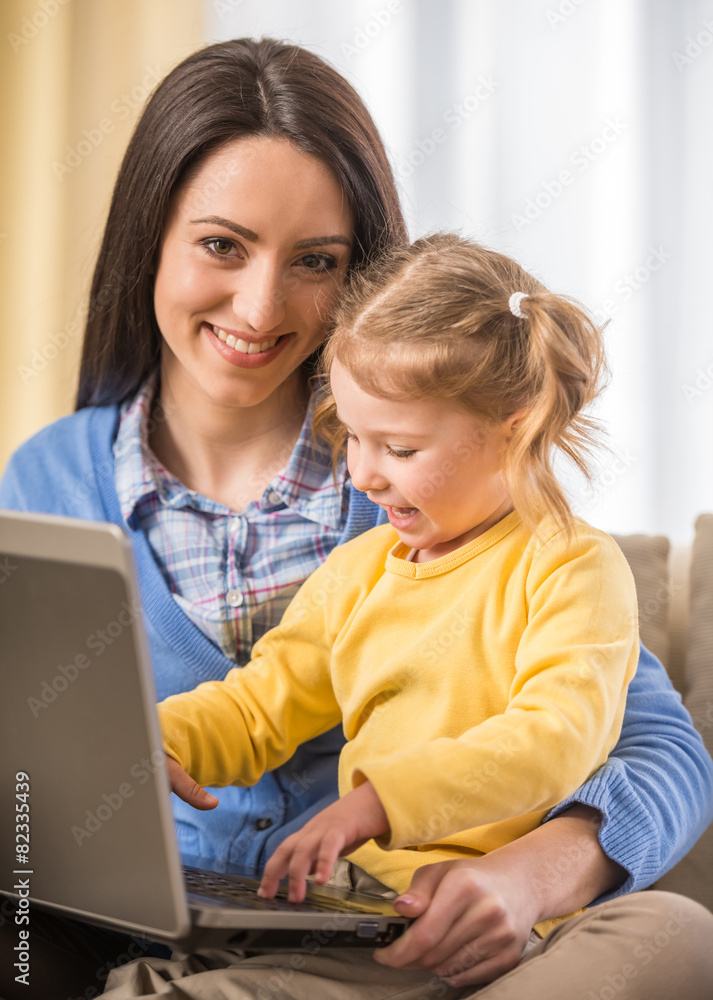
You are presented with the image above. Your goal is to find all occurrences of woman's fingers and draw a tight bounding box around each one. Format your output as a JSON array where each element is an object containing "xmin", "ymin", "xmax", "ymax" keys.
[
  {"xmin": 391, "ymin": 860, "xmax": 456, "ymax": 916},
  {"xmin": 164, "ymin": 754, "xmax": 219, "ymax": 810},
  {"xmin": 376, "ymin": 861, "xmax": 527, "ymax": 985},
  {"xmin": 377, "ymin": 866, "xmax": 473, "ymax": 969},
  {"xmin": 437, "ymin": 936, "xmax": 524, "ymax": 988},
  {"xmin": 424, "ymin": 887, "xmax": 515, "ymax": 973}
]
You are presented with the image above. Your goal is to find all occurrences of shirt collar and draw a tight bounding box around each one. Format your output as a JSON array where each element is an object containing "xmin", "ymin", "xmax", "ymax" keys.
[
  {"xmin": 114, "ymin": 379, "xmax": 348, "ymax": 530},
  {"xmin": 268, "ymin": 391, "xmax": 348, "ymax": 531},
  {"xmin": 114, "ymin": 376, "xmax": 196, "ymax": 524}
]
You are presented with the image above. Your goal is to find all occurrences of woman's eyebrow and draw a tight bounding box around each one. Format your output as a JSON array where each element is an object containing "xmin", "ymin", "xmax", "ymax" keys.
[
  {"xmin": 190, "ymin": 216, "xmax": 258, "ymax": 241},
  {"xmin": 190, "ymin": 216, "xmax": 350, "ymax": 250},
  {"xmin": 293, "ymin": 235, "xmax": 352, "ymax": 250}
]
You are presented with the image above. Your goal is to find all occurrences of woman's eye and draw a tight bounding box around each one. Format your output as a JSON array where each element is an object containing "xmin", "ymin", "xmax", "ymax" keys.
[
  {"xmin": 387, "ymin": 448, "xmax": 416, "ymax": 460},
  {"xmin": 299, "ymin": 253, "xmax": 336, "ymax": 273},
  {"xmin": 201, "ymin": 238, "xmax": 238, "ymax": 258}
]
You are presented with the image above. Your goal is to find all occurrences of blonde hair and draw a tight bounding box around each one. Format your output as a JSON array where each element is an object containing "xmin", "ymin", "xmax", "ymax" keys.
[{"xmin": 314, "ymin": 233, "xmax": 608, "ymax": 537}]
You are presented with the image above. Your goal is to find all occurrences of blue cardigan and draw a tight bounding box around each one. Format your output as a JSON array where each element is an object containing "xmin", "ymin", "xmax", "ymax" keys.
[{"xmin": 2, "ymin": 405, "xmax": 712, "ymax": 900}]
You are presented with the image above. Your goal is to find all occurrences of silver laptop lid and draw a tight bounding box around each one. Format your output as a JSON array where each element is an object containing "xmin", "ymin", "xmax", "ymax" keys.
[{"xmin": 0, "ymin": 510, "xmax": 190, "ymax": 940}]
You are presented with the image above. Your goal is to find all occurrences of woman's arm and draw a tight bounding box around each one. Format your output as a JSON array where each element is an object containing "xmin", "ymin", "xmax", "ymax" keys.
[
  {"xmin": 545, "ymin": 642, "xmax": 713, "ymax": 900},
  {"xmin": 376, "ymin": 804, "xmax": 620, "ymax": 987}
]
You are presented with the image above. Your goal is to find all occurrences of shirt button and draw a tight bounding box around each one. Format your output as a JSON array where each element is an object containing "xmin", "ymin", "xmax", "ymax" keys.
[
  {"xmin": 267, "ymin": 490, "xmax": 282, "ymax": 505},
  {"xmin": 229, "ymin": 517, "xmax": 242, "ymax": 532},
  {"xmin": 226, "ymin": 589, "xmax": 244, "ymax": 608},
  {"xmin": 255, "ymin": 817, "xmax": 273, "ymax": 831}
]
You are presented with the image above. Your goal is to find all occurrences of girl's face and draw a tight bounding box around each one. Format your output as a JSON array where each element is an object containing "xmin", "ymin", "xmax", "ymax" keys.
[
  {"xmin": 153, "ymin": 136, "xmax": 354, "ymax": 410},
  {"xmin": 330, "ymin": 360, "xmax": 519, "ymax": 562}
]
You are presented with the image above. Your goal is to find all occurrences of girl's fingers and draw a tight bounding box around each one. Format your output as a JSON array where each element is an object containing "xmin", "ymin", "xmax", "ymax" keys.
[
  {"xmin": 286, "ymin": 846, "xmax": 315, "ymax": 903},
  {"xmin": 258, "ymin": 841, "xmax": 293, "ymax": 898},
  {"xmin": 285, "ymin": 829, "xmax": 340, "ymax": 902},
  {"xmin": 313, "ymin": 829, "xmax": 346, "ymax": 883},
  {"xmin": 164, "ymin": 755, "xmax": 219, "ymax": 810}
]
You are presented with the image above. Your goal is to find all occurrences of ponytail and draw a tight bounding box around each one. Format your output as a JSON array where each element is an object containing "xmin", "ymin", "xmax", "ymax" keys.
[{"xmin": 502, "ymin": 292, "xmax": 607, "ymax": 536}]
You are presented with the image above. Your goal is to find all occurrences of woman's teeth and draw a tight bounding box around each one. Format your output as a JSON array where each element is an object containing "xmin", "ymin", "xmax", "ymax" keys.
[{"xmin": 212, "ymin": 326, "xmax": 279, "ymax": 354}]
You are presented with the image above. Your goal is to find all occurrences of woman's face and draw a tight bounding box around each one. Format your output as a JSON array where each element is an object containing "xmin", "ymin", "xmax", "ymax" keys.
[{"xmin": 153, "ymin": 136, "xmax": 354, "ymax": 410}]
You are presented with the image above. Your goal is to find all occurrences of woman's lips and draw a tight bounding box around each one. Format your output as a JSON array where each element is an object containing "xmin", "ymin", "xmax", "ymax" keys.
[{"xmin": 204, "ymin": 323, "xmax": 293, "ymax": 369}]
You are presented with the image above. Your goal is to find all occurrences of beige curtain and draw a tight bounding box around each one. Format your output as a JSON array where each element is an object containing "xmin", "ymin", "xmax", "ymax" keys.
[{"xmin": 0, "ymin": 0, "xmax": 204, "ymax": 473}]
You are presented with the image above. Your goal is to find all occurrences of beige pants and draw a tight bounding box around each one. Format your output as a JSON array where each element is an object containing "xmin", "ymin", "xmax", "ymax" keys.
[{"xmin": 100, "ymin": 878, "xmax": 713, "ymax": 1000}]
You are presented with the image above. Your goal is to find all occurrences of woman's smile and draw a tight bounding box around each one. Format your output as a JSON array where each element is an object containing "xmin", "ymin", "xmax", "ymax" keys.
[
  {"xmin": 204, "ymin": 323, "xmax": 293, "ymax": 369},
  {"xmin": 210, "ymin": 324, "xmax": 282, "ymax": 353}
]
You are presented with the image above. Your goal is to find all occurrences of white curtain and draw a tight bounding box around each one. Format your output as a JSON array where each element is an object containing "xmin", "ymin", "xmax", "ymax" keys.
[{"xmin": 206, "ymin": 0, "xmax": 713, "ymax": 543}]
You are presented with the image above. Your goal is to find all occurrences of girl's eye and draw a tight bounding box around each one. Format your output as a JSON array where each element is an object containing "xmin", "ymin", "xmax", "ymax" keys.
[
  {"xmin": 201, "ymin": 238, "xmax": 239, "ymax": 259},
  {"xmin": 387, "ymin": 448, "xmax": 416, "ymax": 460},
  {"xmin": 299, "ymin": 253, "xmax": 337, "ymax": 273}
]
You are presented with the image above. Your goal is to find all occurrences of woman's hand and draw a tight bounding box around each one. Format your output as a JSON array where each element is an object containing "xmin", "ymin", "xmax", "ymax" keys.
[
  {"xmin": 164, "ymin": 754, "xmax": 219, "ymax": 810},
  {"xmin": 259, "ymin": 781, "xmax": 390, "ymax": 903},
  {"xmin": 374, "ymin": 856, "xmax": 536, "ymax": 987},
  {"xmin": 375, "ymin": 805, "xmax": 624, "ymax": 988}
]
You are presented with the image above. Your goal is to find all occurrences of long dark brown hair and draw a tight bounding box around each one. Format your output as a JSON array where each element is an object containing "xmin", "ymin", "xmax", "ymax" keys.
[{"xmin": 76, "ymin": 37, "xmax": 407, "ymax": 409}]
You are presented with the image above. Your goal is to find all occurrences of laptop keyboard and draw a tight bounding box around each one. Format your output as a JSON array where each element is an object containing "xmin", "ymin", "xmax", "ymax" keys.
[{"xmin": 182, "ymin": 865, "xmax": 364, "ymax": 913}]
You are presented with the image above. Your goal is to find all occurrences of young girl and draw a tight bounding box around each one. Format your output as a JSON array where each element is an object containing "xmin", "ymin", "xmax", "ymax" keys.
[{"xmin": 160, "ymin": 232, "xmax": 639, "ymax": 912}]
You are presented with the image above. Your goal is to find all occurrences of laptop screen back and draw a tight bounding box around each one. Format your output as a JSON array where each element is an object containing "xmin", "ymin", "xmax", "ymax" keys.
[{"xmin": 0, "ymin": 512, "xmax": 189, "ymax": 939}]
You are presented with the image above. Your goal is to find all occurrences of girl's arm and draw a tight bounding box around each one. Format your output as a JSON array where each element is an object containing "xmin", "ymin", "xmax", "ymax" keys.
[{"xmin": 158, "ymin": 554, "xmax": 352, "ymax": 788}]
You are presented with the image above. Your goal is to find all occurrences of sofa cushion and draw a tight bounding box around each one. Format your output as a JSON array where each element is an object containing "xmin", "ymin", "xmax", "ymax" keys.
[
  {"xmin": 611, "ymin": 532, "xmax": 671, "ymax": 669},
  {"xmin": 656, "ymin": 513, "xmax": 713, "ymax": 911}
]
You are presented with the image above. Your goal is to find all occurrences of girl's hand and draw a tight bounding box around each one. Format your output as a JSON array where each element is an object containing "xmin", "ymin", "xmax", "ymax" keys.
[
  {"xmin": 164, "ymin": 753, "xmax": 219, "ymax": 810},
  {"xmin": 259, "ymin": 781, "xmax": 390, "ymax": 903},
  {"xmin": 374, "ymin": 857, "xmax": 537, "ymax": 987}
]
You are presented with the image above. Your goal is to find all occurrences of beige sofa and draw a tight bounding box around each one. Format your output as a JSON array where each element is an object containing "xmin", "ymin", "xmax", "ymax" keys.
[{"xmin": 612, "ymin": 513, "xmax": 713, "ymax": 912}]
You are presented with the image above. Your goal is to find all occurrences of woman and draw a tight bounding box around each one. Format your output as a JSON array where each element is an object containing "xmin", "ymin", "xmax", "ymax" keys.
[{"xmin": 0, "ymin": 38, "xmax": 711, "ymax": 1000}]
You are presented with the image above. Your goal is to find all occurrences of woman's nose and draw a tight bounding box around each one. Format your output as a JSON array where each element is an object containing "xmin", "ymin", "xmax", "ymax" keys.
[{"xmin": 234, "ymin": 262, "xmax": 286, "ymax": 332}]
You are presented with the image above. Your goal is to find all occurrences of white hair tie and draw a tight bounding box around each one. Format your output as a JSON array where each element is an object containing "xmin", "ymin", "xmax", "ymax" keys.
[{"xmin": 509, "ymin": 291, "xmax": 529, "ymax": 319}]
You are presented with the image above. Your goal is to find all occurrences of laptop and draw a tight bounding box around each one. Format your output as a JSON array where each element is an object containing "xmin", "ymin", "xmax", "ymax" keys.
[{"xmin": 0, "ymin": 510, "xmax": 410, "ymax": 952}]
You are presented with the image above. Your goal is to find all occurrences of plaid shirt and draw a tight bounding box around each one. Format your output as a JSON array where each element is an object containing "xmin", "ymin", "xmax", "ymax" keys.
[{"xmin": 114, "ymin": 380, "xmax": 349, "ymax": 663}]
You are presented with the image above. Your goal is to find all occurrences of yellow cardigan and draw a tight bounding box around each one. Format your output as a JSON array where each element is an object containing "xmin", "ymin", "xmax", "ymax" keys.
[{"xmin": 159, "ymin": 511, "xmax": 638, "ymax": 896}]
